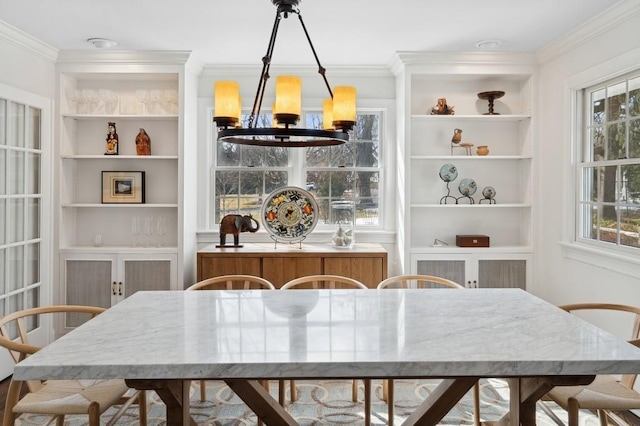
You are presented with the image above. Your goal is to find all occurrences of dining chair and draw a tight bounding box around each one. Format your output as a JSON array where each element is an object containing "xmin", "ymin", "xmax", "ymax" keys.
[
  {"xmin": 280, "ymin": 274, "xmax": 372, "ymax": 426},
  {"xmin": 542, "ymin": 303, "xmax": 640, "ymax": 426},
  {"xmin": 0, "ymin": 305, "xmax": 147, "ymax": 426},
  {"xmin": 186, "ymin": 274, "xmax": 276, "ymax": 406},
  {"xmin": 377, "ymin": 274, "xmax": 479, "ymax": 426}
]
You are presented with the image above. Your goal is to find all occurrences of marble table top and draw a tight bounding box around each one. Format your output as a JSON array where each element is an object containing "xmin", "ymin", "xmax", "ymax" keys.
[{"xmin": 15, "ymin": 289, "xmax": 640, "ymax": 381}]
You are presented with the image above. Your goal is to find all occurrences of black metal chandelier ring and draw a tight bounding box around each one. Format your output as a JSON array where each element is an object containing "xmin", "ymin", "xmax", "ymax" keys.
[{"xmin": 218, "ymin": 127, "xmax": 348, "ymax": 147}]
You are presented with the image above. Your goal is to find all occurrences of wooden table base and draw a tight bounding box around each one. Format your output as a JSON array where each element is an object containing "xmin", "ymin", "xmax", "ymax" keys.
[{"xmin": 126, "ymin": 375, "xmax": 597, "ymax": 426}]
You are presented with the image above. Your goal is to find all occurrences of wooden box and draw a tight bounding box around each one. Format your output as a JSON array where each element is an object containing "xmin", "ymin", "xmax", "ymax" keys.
[{"xmin": 456, "ymin": 235, "xmax": 490, "ymax": 247}]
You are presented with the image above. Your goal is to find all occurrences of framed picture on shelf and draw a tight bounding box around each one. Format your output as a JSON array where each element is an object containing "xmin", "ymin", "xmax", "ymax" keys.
[{"xmin": 101, "ymin": 171, "xmax": 145, "ymax": 204}]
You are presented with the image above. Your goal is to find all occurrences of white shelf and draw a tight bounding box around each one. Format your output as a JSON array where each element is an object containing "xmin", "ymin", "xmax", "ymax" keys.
[
  {"xmin": 411, "ymin": 114, "xmax": 530, "ymax": 121},
  {"xmin": 411, "ymin": 203, "xmax": 530, "ymax": 208},
  {"xmin": 62, "ymin": 203, "xmax": 178, "ymax": 208},
  {"xmin": 60, "ymin": 246, "xmax": 178, "ymax": 254},
  {"xmin": 61, "ymin": 155, "xmax": 178, "ymax": 160},
  {"xmin": 411, "ymin": 155, "xmax": 531, "ymax": 160},
  {"xmin": 411, "ymin": 246, "xmax": 533, "ymax": 254},
  {"xmin": 62, "ymin": 114, "xmax": 178, "ymax": 120}
]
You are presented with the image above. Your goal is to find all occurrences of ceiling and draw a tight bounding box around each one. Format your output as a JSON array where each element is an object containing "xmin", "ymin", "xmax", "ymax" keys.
[{"xmin": 0, "ymin": 0, "xmax": 622, "ymax": 66}]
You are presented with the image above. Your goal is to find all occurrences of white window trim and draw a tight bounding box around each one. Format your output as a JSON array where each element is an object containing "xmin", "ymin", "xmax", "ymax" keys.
[
  {"xmin": 561, "ymin": 46, "xmax": 640, "ymax": 275},
  {"xmin": 196, "ymin": 97, "xmax": 397, "ymax": 245}
]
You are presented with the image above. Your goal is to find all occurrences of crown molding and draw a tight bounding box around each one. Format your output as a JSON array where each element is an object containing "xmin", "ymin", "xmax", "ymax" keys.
[
  {"xmin": 0, "ymin": 20, "xmax": 58, "ymax": 63},
  {"xmin": 536, "ymin": 0, "xmax": 640, "ymax": 65},
  {"xmin": 389, "ymin": 51, "xmax": 536, "ymax": 76},
  {"xmin": 200, "ymin": 64, "xmax": 392, "ymax": 78},
  {"xmin": 56, "ymin": 50, "xmax": 193, "ymax": 65}
]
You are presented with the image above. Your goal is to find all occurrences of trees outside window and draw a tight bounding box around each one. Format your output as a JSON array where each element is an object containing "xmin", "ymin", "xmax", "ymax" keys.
[{"xmin": 212, "ymin": 110, "xmax": 383, "ymax": 229}]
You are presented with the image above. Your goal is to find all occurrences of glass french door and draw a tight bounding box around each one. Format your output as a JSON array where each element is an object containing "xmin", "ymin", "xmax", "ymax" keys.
[{"xmin": 0, "ymin": 84, "xmax": 51, "ymax": 379}]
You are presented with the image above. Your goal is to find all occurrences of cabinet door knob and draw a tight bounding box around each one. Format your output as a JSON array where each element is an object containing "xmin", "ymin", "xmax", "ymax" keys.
[
  {"xmin": 112, "ymin": 281, "xmax": 117, "ymax": 295},
  {"xmin": 118, "ymin": 282, "xmax": 123, "ymax": 296}
]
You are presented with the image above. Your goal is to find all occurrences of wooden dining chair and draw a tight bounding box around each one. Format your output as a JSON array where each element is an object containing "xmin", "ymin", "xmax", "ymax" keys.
[
  {"xmin": 377, "ymin": 274, "xmax": 479, "ymax": 426},
  {"xmin": 280, "ymin": 274, "xmax": 372, "ymax": 425},
  {"xmin": 542, "ymin": 303, "xmax": 640, "ymax": 426},
  {"xmin": 0, "ymin": 305, "xmax": 147, "ymax": 426},
  {"xmin": 186, "ymin": 274, "xmax": 276, "ymax": 405}
]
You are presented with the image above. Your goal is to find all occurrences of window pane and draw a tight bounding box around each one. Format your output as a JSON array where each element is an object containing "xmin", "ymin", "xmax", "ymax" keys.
[
  {"xmin": 217, "ymin": 142, "xmax": 240, "ymax": 166},
  {"xmin": 607, "ymin": 82, "xmax": 627, "ymax": 122},
  {"xmin": 0, "ymin": 99, "xmax": 5, "ymax": 145},
  {"xmin": 26, "ymin": 242, "xmax": 40, "ymax": 286},
  {"xmin": 9, "ymin": 198, "xmax": 24, "ymax": 243},
  {"xmin": 0, "ymin": 199, "xmax": 4, "ymax": 244},
  {"xmin": 583, "ymin": 167, "xmax": 597, "ymax": 202},
  {"xmin": 622, "ymin": 164, "xmax": 640, "ymax": 203},
  {"xmin": 9, "ymin": 102, "xmax": 25, "ymax": 148},
  {"xmin": 239, "ymin": 171, "xmax": 263, "ymax": 217},
  {"xmin": 0, "ymin": 148, "xmax": 5, "ymax": 194},
  {"xmin": 354, "ymin": 114, "xmax": 380, "ymax": 141},
  {"xmin": 306, "ymin": 146, "xmax": 330, "ymax": 167},
  {"xmin": 0, "ymin": 248, "xmax": 4, "ymax": 294},
  {"xmin": 591, "ymin": 127, "xmax": 605, "ymax": 161},
  {"xmin": 7, "ymin": 246, "xmax": 23, "ymax": 292},
  {"xmin": 631, "ymin": 118, "xmax": 640, "ymax": 159},
  {"xmin": 620, "ymin": 207, "xmax": 640, "ymax": 248},
  {"xmin": 265, "ymin": 171, "xmax": 287, "ymax": 194},
  {"xmin": 631, "ymin": 77, "xmax": 640, "ymax": 117},
  {"xmin": 9, "ymin": 150, "xmax": 24, "ymax": 195},
  {"xmin": 28, "ymin": 152, "xmax": 40, "ymax": 194},
  {"xmin": 591, "ymin": 88, "xmax": 605, "ymax": 124},
  {"xmin": 606, "ymin": 122, "xmax": 626, "ymax": 160},
  {"xmin": 329, "ymin": 141, "xmax": 355, "ymax": 167},
  {"xmin": 28, "ymin": 107, "xmax": 41, "ymax": 150},
  {"xmin": 27, "ymin": 198, "xmax": 40, "ymax": 240}
]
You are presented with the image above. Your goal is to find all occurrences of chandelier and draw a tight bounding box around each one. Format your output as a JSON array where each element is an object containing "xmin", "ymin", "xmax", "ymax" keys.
[{"xmin": 213, "ymin": 0, "xmax": 357, "ymax": 147}]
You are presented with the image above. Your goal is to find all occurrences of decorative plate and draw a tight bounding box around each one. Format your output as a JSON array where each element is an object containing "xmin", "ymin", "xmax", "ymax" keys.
[
  {"xmin": 439, "ymin": 163, "xmax": 458, "ymax": 182},
  {"xmin": 458, "ymin": 178, "xmax": 477, "ymax": 196},
  {"xmin": 261, "ymin": 186, "xmax": 319, "ymax": 242}
]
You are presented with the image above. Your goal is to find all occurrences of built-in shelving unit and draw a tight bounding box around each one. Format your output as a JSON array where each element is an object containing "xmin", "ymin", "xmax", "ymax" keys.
[
  {"xmin": 392, "ymin": 52, "xmax": 536, "ymax": 289},
  {"xmin": 54, "ymin": 52, "xmax": 199, "ymax": 325}
]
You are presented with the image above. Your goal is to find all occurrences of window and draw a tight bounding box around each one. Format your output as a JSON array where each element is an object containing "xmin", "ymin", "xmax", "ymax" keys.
[
  {"xmin": 578, "ymin": 71, "xmax": 640, "ymax": 250},
  {"xmin": 212, "ymin": 109, "xmax": 383, "ymax": 230}
]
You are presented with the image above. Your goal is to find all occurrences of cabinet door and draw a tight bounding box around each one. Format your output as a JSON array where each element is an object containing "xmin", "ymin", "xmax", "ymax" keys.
[
  {"xmin": 263, "ymin": 257, "xmax": 322, "ymax": 288},
  {"xmin": 121, "ymin": 255, "xmax": 176, "ymax": 298},
  {"xmin": 63, "ymin": 257, "xmax": 115, "ymax": 328},
  {"xmin": 198, "ymin": 257, "xmax": 262, "ymax": 282},
  {"xmin": 323, "ymin": 257, "xmax": 384, "ymax": 288},
  {"xmin": 415, "ymin": 259, "xmax": 467, "ymax": 287},
  {"xmin": 477, "ymin": 259, "xmax": 527, "ymax": 289}
]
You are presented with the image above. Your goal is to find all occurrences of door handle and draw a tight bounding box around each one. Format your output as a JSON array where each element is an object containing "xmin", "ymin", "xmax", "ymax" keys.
[
  {"xmin": 118, "ymin": 282, "xmax": 123, "ymax": 296},
  {"xmin": 112, "ymin": 281, "xmax": 117, "ymax": 295}
]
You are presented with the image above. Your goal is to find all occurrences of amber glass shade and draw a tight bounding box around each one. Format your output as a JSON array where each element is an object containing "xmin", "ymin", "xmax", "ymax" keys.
[
  {"xmin": 323, "ymin": 99, "xmax": 334, "ymax": 130},
  {"xmin": 275, "ymin": 76, "xmax": 301, "ymax": 125},
  {"xmin": 332, "ymin": 86, "xmax": 356, "ymax": 130},
  {"xmin": 214, "ymin": 81, "xmax": 240, "ymax": 127}
]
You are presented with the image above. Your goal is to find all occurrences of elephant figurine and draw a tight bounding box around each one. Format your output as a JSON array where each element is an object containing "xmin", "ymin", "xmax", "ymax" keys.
[{"xmin": 218, "ymin": 214, "xmax": 260, "ymax": 247}]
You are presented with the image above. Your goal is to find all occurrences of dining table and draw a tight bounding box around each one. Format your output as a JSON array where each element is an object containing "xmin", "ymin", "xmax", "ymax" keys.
[{"xmin": 13, "ymin": 288, "xmax": 640, "ymax": 426}]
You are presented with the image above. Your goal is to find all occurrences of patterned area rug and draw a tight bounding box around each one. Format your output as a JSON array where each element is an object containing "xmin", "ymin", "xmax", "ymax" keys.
[{"xmin": 15, "ymin": 378, "xmax": 602, "ymax": 425}]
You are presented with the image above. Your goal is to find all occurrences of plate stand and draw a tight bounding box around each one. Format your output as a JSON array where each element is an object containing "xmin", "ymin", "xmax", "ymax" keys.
[{"xmin": 271, "ymin": 235, "xmax": 306, "ymax": 249}]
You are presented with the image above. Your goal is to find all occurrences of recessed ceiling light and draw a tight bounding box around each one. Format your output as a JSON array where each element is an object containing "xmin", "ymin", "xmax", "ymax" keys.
[
  {"xmin": 474, "ymin": 39, "xmax": 502, "ymax": 49},
  {"xmin": 87, "ymin": 38, "xmax": 118, "ymax": 49}
]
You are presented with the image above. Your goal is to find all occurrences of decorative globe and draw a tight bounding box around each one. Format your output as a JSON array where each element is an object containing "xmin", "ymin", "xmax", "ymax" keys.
[
  {"xmin": 482, "ymin": 186, "xmax": 496, "ymax": 199},
  {"xmin": 458, "ymin": 178, "xmax": 477, "ymax": 196},
  {"xmin": 439, "ymin": 163, "xmax": 458, "ymax": 182}
]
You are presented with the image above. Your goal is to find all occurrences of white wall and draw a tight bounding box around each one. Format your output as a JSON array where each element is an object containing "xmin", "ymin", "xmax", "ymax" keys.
[{"xmin": 534, "ymin": 1, "xmax": 640, "ymax": 307}]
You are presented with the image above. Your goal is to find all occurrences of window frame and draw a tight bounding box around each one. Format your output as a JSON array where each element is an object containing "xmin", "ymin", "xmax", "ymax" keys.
[
  {"xmin": 562, "ymin": 51, "xmax": 640, "ymax": 277},
  {"xmin": 198, "ymin": 99, "xmax": 395, "ymax": 243},
  {"xmin": 576, "ymin": 71, "xmax": 640, "ymax": 254}
]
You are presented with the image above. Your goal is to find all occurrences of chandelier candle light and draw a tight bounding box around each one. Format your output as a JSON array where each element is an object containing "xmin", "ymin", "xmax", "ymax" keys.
[{"xmin": 213, "ymin": 0, "xmax": 357, "ymax": 147}]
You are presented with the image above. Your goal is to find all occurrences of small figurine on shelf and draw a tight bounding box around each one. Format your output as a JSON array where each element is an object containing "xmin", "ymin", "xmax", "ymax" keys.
[
  {"xmin": 450, "ymin": 128, "xmax": 473, "ymax": 155},
  {"xmin": 135, "ymin": 128, "xmax": 151, "ymax": 155},
  {"xmin": 430, "ymin": 98, "xmax": 455, "ymax": 115},
  {"xmin": 104, "ymin": 121, "xmax": 118, "ymax": 155}
]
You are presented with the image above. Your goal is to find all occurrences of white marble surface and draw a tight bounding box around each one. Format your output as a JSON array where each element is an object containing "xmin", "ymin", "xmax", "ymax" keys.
[{"xmin": 15, "ymin": 289, "xmax": 640, "ymax": 381}]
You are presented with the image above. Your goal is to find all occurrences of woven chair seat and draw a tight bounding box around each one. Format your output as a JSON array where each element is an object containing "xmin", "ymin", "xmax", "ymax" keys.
[{"xmin": 547, "ymin": 375, "xmax": 640, "ymax": 410}]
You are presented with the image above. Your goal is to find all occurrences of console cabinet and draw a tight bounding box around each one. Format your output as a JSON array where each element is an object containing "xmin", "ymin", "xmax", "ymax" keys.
[{"xmin": 197, "ymin": 243, "xmax": 388, "ymax": 288}]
